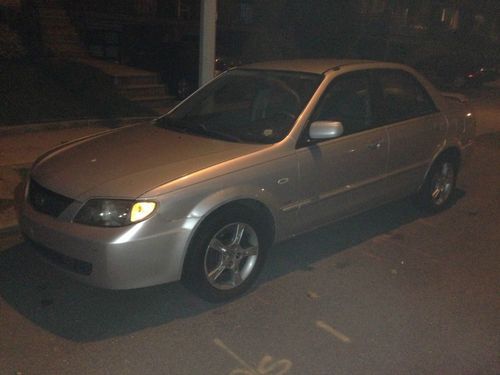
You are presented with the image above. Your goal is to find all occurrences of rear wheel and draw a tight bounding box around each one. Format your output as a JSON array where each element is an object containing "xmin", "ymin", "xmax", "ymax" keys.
[
  {"xmin": 418, "ymin": 157, "xmax": 457, "ymax": 212},
  {"xmin": 182, "ymin": 208, "xmax": 269, "ymax": 302}
]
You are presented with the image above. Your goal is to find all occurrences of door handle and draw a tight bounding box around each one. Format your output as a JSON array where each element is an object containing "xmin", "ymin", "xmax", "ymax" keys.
[{"xmin": 367, "ymin": 140, "xmax": 384, "ymax": 150}]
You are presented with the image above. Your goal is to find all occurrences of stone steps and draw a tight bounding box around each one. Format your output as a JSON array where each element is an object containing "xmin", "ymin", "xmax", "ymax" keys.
[
  {"xmin": 131, "ymin": 95, "xmax": 178, "ymax": 110},
  {"xmin": 43, "ymin": 36, "xmax": 82, "ymax": 46},
  {"xmin": 44, "ymin": 29, "xmax": 80, "ymax": 41},
  {"xmin": 113, "ymin": 74, "xmax": 161, "ymax": 87},
  {"xmin": 43, "ymin": 31, "xmax": 78, "ymax": 40},
  {"xmin": 33, "ymin": 3, "xmax": 174, "ymax": 112},
  {"xmin": 44, "ymin": 41, "xmax": 87, "ymax": 57},
  {"xmin": 37, "ymin": 8, "xmax": 67, "ymax": 18},
  {"xmin": 114, "ymin": 78, "xmax": 176, "ymax": 109},
  {"xmin": 78, "ymin": 59, "xmax": 175, "ymax": 111},
  {"xmin": 39, "ymin": 20, "xmax": 74, "ymax": 29},
  {"xmin": 117, "ymin": 84, "xmax": 168, "ymax": 99},
  {"xmin": 36, "ymin": 3, "xmax": 88, "ymax": 59},
  {"xmin": 34, "ymin": 0, "xmax": 65, "ymax": 7}
]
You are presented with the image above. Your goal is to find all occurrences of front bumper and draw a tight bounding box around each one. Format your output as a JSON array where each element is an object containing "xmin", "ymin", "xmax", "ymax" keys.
[{"xmin": 20, "ymin": 203, "xmax": 195, "ymax": 289}]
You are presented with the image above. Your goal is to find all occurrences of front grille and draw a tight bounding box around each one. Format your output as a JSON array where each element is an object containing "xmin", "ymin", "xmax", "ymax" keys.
[
  {"xmin": 28, "ymin": 179, "xmax": 74, "ymax": 217},
  {"xmin": 30, "ymin": 240, "xmax": 93, "ymax": 276}
]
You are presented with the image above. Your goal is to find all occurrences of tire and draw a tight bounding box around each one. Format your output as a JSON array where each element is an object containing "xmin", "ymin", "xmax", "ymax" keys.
[
  {"xmin": 182, "ymin": 207, "xmax": 269, "ymax": 302},
  {"xmin": 417, "ymin": 157, "xmax": 457, "ymax": 213}
]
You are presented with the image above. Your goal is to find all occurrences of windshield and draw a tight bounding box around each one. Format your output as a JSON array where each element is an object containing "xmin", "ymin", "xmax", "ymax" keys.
[{"xmin": 158, "ymin": 69, "xmax": 322, "ymax": 144}]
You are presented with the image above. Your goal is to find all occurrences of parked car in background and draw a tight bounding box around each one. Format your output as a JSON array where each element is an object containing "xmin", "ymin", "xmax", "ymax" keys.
[
  {"xmin": 413, "ymin": 52, "xmax": 499, "ymax": 89},
  {"xmin": 21, "ymin": 59, "xmax": 475, "ymax": 302}
]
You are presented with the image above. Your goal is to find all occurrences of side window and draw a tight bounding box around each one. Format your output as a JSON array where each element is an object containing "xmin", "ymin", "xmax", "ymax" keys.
[
  {"xmin": 373, "ymin": 69, "xmax": 438, "ymax": 125},
  {"xmin": 312, "ymin": 72, "xmax": 372, "ymax": 136}
]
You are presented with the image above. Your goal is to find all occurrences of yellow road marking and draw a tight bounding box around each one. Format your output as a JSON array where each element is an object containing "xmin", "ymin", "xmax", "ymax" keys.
[
  {"xmin": 214, "ymin": 338, "xmax": 258, "ymax": 374},
  {"xmin": 316, "ymin": 320, "xmax": 352, "ymax": 344}
]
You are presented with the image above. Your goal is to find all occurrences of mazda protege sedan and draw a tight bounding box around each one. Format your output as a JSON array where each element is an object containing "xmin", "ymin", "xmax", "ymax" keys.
[{"xmin": 21, "ymin": 60, "xmax": 475, "ymax": 301}]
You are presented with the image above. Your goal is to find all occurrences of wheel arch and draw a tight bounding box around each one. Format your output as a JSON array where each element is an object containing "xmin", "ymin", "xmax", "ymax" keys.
[
  {"xmin": 195, "ymin": 198, "xmax": 276, "ymax": 247},
  {"xmin": 180, "ymin": 195, "xmax": 277, "ymax": 277},
  {"xmin": 427, "ymin": 146, "xmax": 462, "ymax": 178},
  {"xmin": 420, "ymin": 146, "xmax": 461, "ymax": 192}
]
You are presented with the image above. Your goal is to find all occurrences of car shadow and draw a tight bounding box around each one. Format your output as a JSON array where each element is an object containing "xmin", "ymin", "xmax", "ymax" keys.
[
  {"xmin": 261, "ymin": 189, "xmax": 464, "ymax": 281},
  {"xmin": 0, "ymin": 192, "xmax": 465, "ymax": 342}
]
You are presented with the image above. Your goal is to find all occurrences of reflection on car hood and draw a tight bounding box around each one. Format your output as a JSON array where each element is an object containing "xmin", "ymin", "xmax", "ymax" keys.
[{"xmin": 31, "ymin": 123, "xmax": 265, "ymax": 200}]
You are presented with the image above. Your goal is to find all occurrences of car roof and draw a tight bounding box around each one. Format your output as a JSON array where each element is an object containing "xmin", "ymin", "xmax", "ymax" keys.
[{"xmin": 241, "ymin": 59, "xmax": 381, "ymax": 75}]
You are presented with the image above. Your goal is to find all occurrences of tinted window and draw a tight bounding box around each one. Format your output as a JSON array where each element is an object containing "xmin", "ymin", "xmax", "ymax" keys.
[
  {"xmin": 312, "ymin": 72, "xmax": 372, "ymax": 136},
  {"xmin": 372, "ymin": 69, "xmax": 437, "ymax": 125}
]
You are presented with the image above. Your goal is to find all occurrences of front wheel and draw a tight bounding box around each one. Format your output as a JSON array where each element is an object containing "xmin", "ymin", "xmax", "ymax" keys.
[
  {"xmin": 182, "ymin": 208, "xmax": 269, "ymax": 302},
  {"xmin": 417, "ymin": 157, "xmax": 457, "ymax": 212}
]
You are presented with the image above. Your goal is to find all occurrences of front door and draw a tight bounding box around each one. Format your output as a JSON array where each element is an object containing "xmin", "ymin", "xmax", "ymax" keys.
[{"xmin": 295, "ymin": 71, "xmax": 389, "ymax": 231}]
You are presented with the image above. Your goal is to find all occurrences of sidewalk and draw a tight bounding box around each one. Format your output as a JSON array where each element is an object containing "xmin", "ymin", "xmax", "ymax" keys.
[{"xmin": 0, "ymin": 117, "xmax": 155, "ymax": 234}]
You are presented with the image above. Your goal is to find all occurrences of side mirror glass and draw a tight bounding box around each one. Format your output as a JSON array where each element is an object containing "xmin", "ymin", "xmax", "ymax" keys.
[{"xmin": 309, "ymin": 121, "xmax": 344, "ymax": 140}]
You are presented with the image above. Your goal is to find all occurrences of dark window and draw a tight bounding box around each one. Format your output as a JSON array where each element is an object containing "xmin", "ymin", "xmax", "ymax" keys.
[
  {"xmin": 312, "ymin": 72, "xmax": 372, "ymax": 136},
  {"xmin": 372, "ymin": 69, "xmax": 438, "ymax": 125}
]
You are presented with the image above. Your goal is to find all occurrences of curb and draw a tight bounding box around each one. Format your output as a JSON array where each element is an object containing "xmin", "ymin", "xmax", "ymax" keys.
[{"xmin": 0, "ymin": 116, "xmax": 157, "ymax": 136}]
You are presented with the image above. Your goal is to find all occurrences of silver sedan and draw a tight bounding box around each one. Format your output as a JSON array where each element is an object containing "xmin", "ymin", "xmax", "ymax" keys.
[{"xmin": 20, "ymin": 59, "xmax": 475, "ymax": 301}]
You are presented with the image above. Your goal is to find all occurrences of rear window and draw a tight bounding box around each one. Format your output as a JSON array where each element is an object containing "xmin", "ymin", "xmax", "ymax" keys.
[{"xmin": 372, "ymin": 69, "xmax": 438, "ymax": 125}]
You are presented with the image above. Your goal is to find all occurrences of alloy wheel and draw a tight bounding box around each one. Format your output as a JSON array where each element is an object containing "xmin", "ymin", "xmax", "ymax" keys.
[
  {"xmin": 203, "ymin": 222, "xmax": 259, "ymax": 290},
  {"xmin": 430, "ymin": 161, "xmax": 455, "ymax": 206}
]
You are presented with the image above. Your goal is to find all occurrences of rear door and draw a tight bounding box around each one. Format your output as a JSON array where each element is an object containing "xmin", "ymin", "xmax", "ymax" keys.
[{"xmin": 371, "ymin": 69, "xmax": 447, "ymax": 198}]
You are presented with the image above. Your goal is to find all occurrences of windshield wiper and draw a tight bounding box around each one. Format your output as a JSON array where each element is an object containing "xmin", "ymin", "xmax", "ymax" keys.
[
  {"xmin": 189, "ymin": 123, "xmax": 242, "ymax": 143},
  {"xmin": 157, "ymin": 117, "xmax": 241, "ymax": 142},
  {"xmin": 156, "ymin": 117, "xmax": 198, "ymax": 136},
  {"xmin": 156, "ymin": 116, "xmax": 183, "ymax": 131}
]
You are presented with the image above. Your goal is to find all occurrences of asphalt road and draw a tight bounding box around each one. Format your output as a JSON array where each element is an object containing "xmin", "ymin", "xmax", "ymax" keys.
[{"xmin": 1, "ymin": 92, "xmax": 499, "ymax": 375}]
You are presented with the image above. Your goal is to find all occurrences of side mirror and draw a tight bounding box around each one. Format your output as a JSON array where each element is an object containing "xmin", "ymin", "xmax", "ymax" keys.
[{"xmin": 309, "ymin": 121, "xmax": 344, "ymax": 140}]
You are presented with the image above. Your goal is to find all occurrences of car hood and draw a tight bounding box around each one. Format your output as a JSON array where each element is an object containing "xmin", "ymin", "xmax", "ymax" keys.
[{"xmin": 31, "ymin": 123, "xmax": 266, "ymax": 200}]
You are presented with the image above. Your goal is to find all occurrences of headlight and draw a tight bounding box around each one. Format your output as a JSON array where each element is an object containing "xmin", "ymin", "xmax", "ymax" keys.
[{"xmin": 74, "ymin": 199, "xmax": 157, "ymax": 227}]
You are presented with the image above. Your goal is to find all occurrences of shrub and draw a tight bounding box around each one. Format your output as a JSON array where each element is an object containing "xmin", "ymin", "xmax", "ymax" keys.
[{"xmin": 0, "ymin": 23, "xmax": 25, "ymax": 60}]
